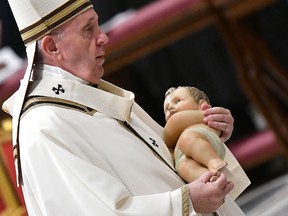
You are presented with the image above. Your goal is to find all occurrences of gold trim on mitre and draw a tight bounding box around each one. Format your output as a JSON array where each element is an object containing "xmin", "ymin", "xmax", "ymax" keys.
[{"xmin": 15, "ymin": 0, "xmax": 93, "ymax": 45}]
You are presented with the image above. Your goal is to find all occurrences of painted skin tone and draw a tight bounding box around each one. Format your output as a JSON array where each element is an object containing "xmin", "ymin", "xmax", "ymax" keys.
[
  {"xmin": 38, "ymin": 9, "xmax": 233, "ymax": 213},
  {"xmin": 164, "ymin": 87, "xmax": 227, "ymax": 182}
]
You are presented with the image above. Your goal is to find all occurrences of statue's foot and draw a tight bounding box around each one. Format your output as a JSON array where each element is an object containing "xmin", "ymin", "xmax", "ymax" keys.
[{"xmin": 208, "ymin": 159, "xmax": 227, "ymax": 171}]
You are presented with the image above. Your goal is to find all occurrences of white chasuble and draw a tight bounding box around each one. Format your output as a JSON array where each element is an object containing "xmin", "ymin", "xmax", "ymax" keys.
[{"xmin": 3, "ymin": 66, "xmax": 248, "ymax": 216}]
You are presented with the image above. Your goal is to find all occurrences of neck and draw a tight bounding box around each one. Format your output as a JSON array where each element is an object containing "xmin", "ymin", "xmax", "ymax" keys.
[{"xmin": 33, "ymin": 63, "xmax": 89, "ymax": 85}]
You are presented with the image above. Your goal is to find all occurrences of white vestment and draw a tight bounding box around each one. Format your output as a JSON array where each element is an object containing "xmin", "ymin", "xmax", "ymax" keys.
[{"xmin": 3, "ymin": 65, "xmax": 249, "ymax": 216}]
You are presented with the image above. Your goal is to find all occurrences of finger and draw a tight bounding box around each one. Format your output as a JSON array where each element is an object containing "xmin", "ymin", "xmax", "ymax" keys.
[
  {"xmin": 207, "ymin": 121, "xmax": 231, "ymax": 132},
  {"xmin": 214, "ymin": 173, "xmax": 234, "ymax": 194},
  {"xmin": 198, "ymin": 171, "xmax": 220, "ymax": 183},
  {"xmin": 204, "ymin": 114, "xmax": 233, "ymax": 124},
  {"xmin": 200, "ymin": 103, "xmax": 211, "ymax": 111},
  {"xmin": 210, "ymin": 175, "xmax": 220, "ymax": 182},
  {"xmin": 222, "ymin": 180, "xmax": 234, "ymax": 195},
  {"xmin": 212, "ymin": 172, "xmax": 228, "ymax": 189},
  {"xmin": 219, "ymin": 131, "xmax": 230, "ymax": 142},
  {"xmin": 203, "ymin": 107, "xmax": 231, "ymax": 116},
  {"xmin": 215, "ymin": 181, "xmax": 234, "ymax": 204}
]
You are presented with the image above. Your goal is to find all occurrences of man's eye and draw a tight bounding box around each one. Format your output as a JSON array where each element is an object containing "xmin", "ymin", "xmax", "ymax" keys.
[
  {"xmin": 83, "ymin": 26, "xmax": 94, "ymax": 37},
  {"xmin": 87, "ymin": 26, "xmax": 94, "ymax": 32}
]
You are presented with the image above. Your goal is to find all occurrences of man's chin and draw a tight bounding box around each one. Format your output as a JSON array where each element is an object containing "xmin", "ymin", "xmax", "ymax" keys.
[
  {"xmin": 92, "ymin": 68, "xmax": 104, "ymax": 83},
  {"xmin": 98, "ymin": 67, "xmax": 104, "ymax": 78}
]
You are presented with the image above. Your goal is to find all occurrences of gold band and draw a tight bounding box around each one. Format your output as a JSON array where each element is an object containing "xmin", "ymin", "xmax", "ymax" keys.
[{"xmin": 20, "ymin": 0, "xmax": 93, "ymax": 45}]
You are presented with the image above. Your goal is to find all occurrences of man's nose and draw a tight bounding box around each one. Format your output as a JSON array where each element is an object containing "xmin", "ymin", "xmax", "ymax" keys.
[{"xmin": 98, "ymin": 30, "xmax": 109, "ymax": 45}]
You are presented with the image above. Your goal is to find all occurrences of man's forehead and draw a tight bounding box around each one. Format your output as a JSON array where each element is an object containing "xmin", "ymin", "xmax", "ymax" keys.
[{"xmin": 54, "ymin": 8, "xmax": 97, "ymax": 33}]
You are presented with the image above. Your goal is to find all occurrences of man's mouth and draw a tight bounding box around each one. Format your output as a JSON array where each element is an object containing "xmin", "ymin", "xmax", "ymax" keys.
[{"xmin": 96, "ymin": 56, "xmax": 105, "ymax": 65}]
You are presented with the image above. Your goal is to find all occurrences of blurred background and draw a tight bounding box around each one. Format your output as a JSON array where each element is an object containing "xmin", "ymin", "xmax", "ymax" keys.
[{"xmin": 1, "ymin": 0, "xmax": 288, "ymax": 215}]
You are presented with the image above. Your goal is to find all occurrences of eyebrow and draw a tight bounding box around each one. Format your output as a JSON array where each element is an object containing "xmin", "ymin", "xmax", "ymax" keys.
[{"xmin": 81, "ymin": 16, "xmax": 97, "ymax": 30}]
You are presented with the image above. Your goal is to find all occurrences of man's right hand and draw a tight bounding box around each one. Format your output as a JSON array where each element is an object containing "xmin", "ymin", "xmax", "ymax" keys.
[{"xmin": 188, "ymin": 171, "xmax": 234, "ymax": 213}]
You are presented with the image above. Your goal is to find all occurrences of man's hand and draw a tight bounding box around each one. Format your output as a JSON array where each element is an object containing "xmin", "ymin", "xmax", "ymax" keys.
[
  {"xmin": 188, "ymin": 171, "xmax": 234, "ymax": 213},
  {"xmin": 201, "ymin": 104, "xmax": 234, "ymax": 142}
]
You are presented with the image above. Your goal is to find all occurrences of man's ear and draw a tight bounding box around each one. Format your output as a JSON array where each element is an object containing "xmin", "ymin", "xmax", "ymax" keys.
[{"xmin": 41, "ymin": 35, "xmax": 59, "ymax": 58}]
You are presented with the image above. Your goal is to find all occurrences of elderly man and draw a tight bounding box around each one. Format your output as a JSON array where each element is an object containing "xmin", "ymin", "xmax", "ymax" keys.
[{"xmin": 3, "ymin": 0, "xmax": 248, "ymax": 215}]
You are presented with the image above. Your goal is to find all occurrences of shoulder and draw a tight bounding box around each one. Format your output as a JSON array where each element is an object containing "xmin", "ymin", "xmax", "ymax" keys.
[
  {"xmin": 21, "ymin": 96, "xmax": 96, "ymax": 118},
  {"xmin": 19, "ymin": 96, "xmax": 99, "ymax": 138}
]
